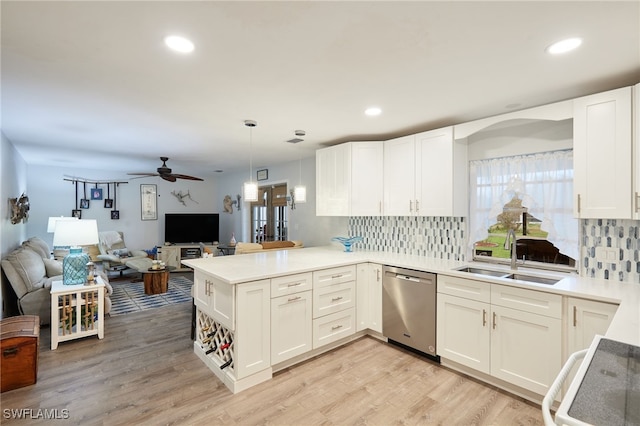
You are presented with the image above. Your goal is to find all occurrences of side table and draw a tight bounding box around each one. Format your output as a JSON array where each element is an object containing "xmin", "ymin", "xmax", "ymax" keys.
[
  {"xmin": 140, "ymin": 266, "xmax": 176, "ymax": 295},
  {"xmin": 50, "ymin": 277, "xmax": 105, "ymax": 350}
]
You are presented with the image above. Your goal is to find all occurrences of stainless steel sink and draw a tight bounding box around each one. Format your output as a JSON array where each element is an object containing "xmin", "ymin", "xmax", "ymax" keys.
[
  {"xmin": 504, "ymin": 273, "xmax": 560, "ymax": 285},
  {"xmin": 454, "ymin": 266, "xmax": 561, "ymax": 285},
  {"xmin": 455, "ymin": 266, "xmax": 509, "ymax": 277}
]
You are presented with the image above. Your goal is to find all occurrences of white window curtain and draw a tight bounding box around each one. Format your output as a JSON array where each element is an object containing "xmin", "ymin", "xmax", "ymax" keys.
[{"xmin": 468, "ymin": 150, "xmax": 578, "ymax": 260}]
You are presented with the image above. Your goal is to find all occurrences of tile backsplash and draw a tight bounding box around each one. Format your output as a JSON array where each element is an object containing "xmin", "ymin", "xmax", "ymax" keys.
[
  {"xmin": 348, "ymin": 216, "xmax": 640, "ymax": 284},
  {"xmin": 348, "ymin": 216, "xmax": 466, "ymax": 261},
  {"xmin": 582, "ymin": 218, "xmax": 640, "ymax": 283}
]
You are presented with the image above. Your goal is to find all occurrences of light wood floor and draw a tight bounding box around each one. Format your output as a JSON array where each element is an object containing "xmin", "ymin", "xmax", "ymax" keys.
[{"xmin": 1, "ymin": 301, "xmax": 544, "ymax": 425}]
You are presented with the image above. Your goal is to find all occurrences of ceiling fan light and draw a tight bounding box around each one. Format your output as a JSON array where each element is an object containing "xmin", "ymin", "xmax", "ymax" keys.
[
  {"xmin": 294, "ymin": 185, "xmax": 307, "ymax": 203},
  {"xmin": 244, "ymin": 181, "xmax": 259, "ymax": 202}
]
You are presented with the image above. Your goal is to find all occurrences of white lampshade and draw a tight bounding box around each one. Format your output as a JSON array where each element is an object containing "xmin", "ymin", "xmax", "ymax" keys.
[
  {"xmin": 293, "ymin": 185, "xmax": 307, "ymax": 203},
  {"xmin": 243, "ymin": 181, "xmax": 259, "ymax": 202},
  {"xmin": 47, "ymin": 216, "xmax": 78, "ymax": 233},
  {"xmin": 53, "ymin": 219, "xmax": 99, "ymax": 247}
]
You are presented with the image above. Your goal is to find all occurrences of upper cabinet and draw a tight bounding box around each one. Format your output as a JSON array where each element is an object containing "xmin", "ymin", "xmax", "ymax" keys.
[
  {"xmin": 316, "ymin": 142, "xmax": 383, "ymax": 216},
  {"xmin": 383, "ymin": 127, "xmax": 467, "ymax": 216},
  {"xmin": 573, "ymin": 86, "xmax": 633, "ymax": 218}
]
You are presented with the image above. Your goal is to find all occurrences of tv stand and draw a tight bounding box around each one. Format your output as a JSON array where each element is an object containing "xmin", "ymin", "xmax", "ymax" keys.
[{"xmin": 157, "ymin": 244, "xmax": 218, "ymax": 271}]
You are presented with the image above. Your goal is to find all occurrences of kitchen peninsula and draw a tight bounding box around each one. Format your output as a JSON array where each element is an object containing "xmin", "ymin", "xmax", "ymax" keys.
[{"xmin": 182, "ymin": 246, "xmax": 640, "ymax": 405}]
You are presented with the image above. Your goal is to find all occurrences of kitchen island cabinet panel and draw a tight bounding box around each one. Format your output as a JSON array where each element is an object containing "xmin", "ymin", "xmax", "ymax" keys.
[{"xmin": 271, "ymin": 290, "xmax": 312, "ymax": 365}]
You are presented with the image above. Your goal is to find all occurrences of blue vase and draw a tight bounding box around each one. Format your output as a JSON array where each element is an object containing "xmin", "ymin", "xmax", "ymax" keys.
[
  {"xmin": 331, "ymin": 236, "xmax": 363, "ymax": 252},
  {"xmin": 63, "ymin": 248, "xmax": 90, "ymax": 285}
]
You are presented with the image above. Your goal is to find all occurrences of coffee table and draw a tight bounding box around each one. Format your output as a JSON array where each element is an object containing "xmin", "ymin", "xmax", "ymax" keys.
[{"xmin": 141, "ymin": 266, "xmax": 176, "ymax": 295}]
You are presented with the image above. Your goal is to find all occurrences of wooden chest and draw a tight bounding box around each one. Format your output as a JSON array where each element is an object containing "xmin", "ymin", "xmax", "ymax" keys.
[{"xmin": 1, "ymin": 315, "xmax": 39, "ymax": 392}]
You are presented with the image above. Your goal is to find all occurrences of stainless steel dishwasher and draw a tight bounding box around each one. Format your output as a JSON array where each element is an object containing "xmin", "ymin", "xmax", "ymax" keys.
[{"xmin": 382, "ymin": 265, "xmax": 438, "ymax": 358}]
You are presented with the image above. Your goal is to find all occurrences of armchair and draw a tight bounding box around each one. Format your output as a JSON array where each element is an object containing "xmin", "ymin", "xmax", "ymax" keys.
[{"xmin": 97, "ymin": 231, "xmax": 148, "ymax": 276}]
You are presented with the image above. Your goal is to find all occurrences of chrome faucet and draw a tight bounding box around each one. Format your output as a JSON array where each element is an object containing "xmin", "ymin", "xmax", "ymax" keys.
[{"xmin": 506, "ymin": 229, "xmax": 518, "ymax": 270}]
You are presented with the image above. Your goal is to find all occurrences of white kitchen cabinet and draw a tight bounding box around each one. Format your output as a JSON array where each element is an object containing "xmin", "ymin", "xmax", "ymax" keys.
[
  {"xmin": 235, "ymin": 280, "xmax": 271, "ymax": 379},
  {"xmin": 437, "ymin": 293, "xmax": 490, "ymax": 373},
  {"xmin": 573, "ymin": 86, "xmax": 632, "ymax": 218},
  {"xmin": 383, "ymin": 134, "xmax": 416, "ymax": 215},
  {"xmin": 193, "ymin": 270, "xmax": 234, "ymax": 331},
  {"xmin": 383, "ymin": 127, "xmax": 466, "ymax": 216},
  {"xmin": 490, "ymin": 304, "xmax": 561, "ymax": 396},
  {"xmin": 437, "ymin": 275, "xmax": 562, "ymax": 397},
  {"xmin": 315, "ymin": 141, "xmax": 383, "ymax": 216},
  {"xmin": 634, "ymin": 83, "xmax": 640, "ymax": 219},
  {"xmin": 564, "ymin": 297, "xmax": 618, "ymax": 390},
  {"xmin": 356, "ymin": 263, "xmax": 382, "ymax": 333},
  {"xmin": 415, "ymin": 127, "xmax": 467, "ymax": 217},
  {"xmin": 312, "ymin": 307, "xmax": 356, "ymax": 349},
  {"xmin": 271, "ymin": 290, "xmax": 313, "ymax": 365},
  {"xmin": 312, "ymin": 265, "xmax": 356, "ymax": 349}
]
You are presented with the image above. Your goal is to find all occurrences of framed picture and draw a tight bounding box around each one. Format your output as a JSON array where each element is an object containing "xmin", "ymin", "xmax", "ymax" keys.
[
  {"xmin": 111, "ymin": 210, "xmax": 120, "ymax": 220},
  {"xmin": 140, "ymin": 184, "xmax": 157, "ymax": 220},
  {"xmin": 104, "ymin": 199, "xmax": 113, "ymax": 208},
  {"xmin": 91, "ymin": 188, "xmax": 103, "ymax": 200},
  {"xmin": 257, "ymin": 169, "xmax": 268, "ymax": 181},
  {"xmin": 72, "ymin": 209, "xmax": 82, "ymax": 219},
  {"xmin": 79, "ymin": 199, "xmax": 90, "ymax": 209}
]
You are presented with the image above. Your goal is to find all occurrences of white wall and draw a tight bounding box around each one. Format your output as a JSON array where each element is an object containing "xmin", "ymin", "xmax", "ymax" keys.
[
  {"xmin": 215, "ymin": 156, "xmax": 348, "ymax": 247},
  {"xmin": 1, "ymin": 132, "xmax": 28, "ymax": 318}
]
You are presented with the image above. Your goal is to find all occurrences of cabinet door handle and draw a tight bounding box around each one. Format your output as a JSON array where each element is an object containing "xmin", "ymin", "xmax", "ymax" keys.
[
  {"xmin": 482, "ymin": 309, "xmax": 487, "ymax": 327},
  {"xmin": 573, "ymin": 305, "xmax": 577, "ymax": 327},
  {"xmin": 287, "ymin": 282, "xmax": 302, "ymax": 287},
  {"xmin": 636, "ymin": 192, "xmax": 639, "ymax": 213},
  {"xmin": 331, "ymin": 296, "xmax": 343, "ymax": 302},
  {"xmin": 409, "ymin": 200, "xmax": 413, "ymax": 213},
  {"xmin": 379, "ymin": 201, "xmax": 382, "ymax": 214},
  {"xmin": 376, "ymin": 269, "xmax": 381, "ymax": 282},
  {"xmin": 577, "ymin": 194, "xmax": 581, "ymax": 214},
  {"xmin": 415, "ymin": 200, "xmax": 420, "ymax": 214},
  {"xmin": 331, "ymin": 274, "xmax": 343, "ymax": 279},
  {"xmin": 287, "ymin": 296, "xmax": 301, "ymax": 302},
  {"xmin": 492, "ymin": 312, "xmax": 497, "ymax": 330},
  {"xmin": 331, "ymin": 324, "xmax": 343, "ymax": 331}
]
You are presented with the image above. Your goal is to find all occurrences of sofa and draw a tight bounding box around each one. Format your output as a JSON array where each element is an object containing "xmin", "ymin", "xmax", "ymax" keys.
[
  {"xmin": 234, "ymin": 240, "xmax": 303, "ymax": 255},
  {"xmin": 96, "ymin": 231, "xmax": 148, "ymax": 275},
  {"xmin": 1, "ymin": 237, "xmax": 112, "ymax": 325}
]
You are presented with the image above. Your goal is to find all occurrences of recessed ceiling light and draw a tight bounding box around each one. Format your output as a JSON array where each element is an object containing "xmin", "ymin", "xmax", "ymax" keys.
[
  {"xmin": 365, "ymin": 107, "xmax": 382, "ymax": 116},
  {"xmin": 546, "ymin": 37, "xmax": 582, "ymax": 55},
  {"xmin": 164, "ymin": 35, "xmax": 194, "ymax": 53}
]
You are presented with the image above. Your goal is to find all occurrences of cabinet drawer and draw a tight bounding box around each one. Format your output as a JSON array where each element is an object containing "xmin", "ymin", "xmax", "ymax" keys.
[
  {"xmin": 271, "ymin": 273, "xmax": 313, "ymax": 298},
  {"xmin": 312, "ymin": 308, "xmax": 356, "ymax": 349},
  {"xmin": 313, "ymin": 281, "xmax": 355, "ymax": 319},
  {"xmin": 491, "ymin": 284, "xmax": 561, "ymax": 319},
  {"xmin": 313, "ymin": 265, "xmax": 357, "ymax": 288},
  {"xmin": 437, "ymin": 275, "xmax": 491, "ymax": 303}
]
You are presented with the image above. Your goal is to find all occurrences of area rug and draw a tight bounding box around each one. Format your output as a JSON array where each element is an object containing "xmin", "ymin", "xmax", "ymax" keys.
[{"xmin": 108, "ymin": 275, "xmax": 193, "ymax": 316}]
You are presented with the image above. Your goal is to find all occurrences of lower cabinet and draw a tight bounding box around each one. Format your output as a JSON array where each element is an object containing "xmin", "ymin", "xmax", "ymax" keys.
[
  {"xmin": 437, "ymin": 275, "xmax": 562, "ymax": 397},
  {"xmin": 271, "ymin": 290, "xmax": 313, "ymax": 364},
  {"xmin": 313, "ymin": 308, "xmax": 356, "ymax": 349},
  {"xmin": 312, "ymin": 266, "xmax": 357, "ymax": 349},
  {"xmin": 356, "ymin": 263, "xmax": 382, "ymax": 333},
  {"xmin": 235, "ymin": 280, "xmax": 271, "ymax": 379}
]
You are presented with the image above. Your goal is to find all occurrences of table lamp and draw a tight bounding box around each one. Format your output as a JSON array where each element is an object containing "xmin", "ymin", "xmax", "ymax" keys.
[
  {"xmin": 53, "ymin": 219, "xmax": 99, "ymax": 285},
  {"xmin": 46, "ymin": 216, "xmax": 78, "ymax": 233}
]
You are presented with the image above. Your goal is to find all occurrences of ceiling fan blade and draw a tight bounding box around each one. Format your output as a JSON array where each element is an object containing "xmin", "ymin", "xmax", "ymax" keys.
[
  {"xmin": 127, "ymin": 172, "xmax": 159, "ymax": 176},
  {"xmin": 161, "ymin": 174, "xmax": 177, "ymax": 182},
  {"xmin": 171, "ymin": 174, "xmax": 203, "ymax": 181}
]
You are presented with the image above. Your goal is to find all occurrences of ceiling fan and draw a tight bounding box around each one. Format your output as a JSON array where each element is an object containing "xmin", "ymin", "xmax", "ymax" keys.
[{"xmin": 128, "ymin": 157, "xmax": 203, "ymax": 182}]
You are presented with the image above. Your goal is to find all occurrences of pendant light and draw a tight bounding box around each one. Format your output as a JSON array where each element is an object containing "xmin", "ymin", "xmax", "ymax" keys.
[
  {"xmin": 292, "ymin": 130, "xmax": 306, "ymax": 203},
  {"xmin": 243, "ymin": 120, "xmax": 259, "ymax": 202}
]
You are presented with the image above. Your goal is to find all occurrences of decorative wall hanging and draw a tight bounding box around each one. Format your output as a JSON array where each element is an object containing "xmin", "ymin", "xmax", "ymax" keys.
[
  {"xmin": 171, "ymin": 190, "xmax": 198, "ymax": 206},
  {"xmin": 223, "ymin": 195, "xmax": 236, "ymax": 214},
  {"xmin": 91, "ymin": 185, "xmax": 103, "ymax": 200},
  {"xmin": 140, "ymin": 184, "xmax": 157, "ymax": 220},
  {"xmin": 62, "ymin": 176, "xmax": 127, "ymax": 215},
  {"xmin": 80, "ymin": 182, "xmax": 90, "ymax": 209},
  {"xmin": 257, "ymin": 169, "xmax": 268, "ymax": 181},
  {"xmin": 104, "ymin": 183, "xmax": 113, "ymax": 208},
  {"xmin": 111, "ymin": 183, "xmax": 120, "ymax": 220},
  {"xmin": 9, "ymin": 193, "xmax": 30, "ymax": 224}
]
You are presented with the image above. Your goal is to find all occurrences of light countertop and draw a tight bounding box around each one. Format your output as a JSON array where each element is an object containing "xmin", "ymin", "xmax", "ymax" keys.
[{"xmin": 182, "ymin": 246, "xmax": 640, "ymax": 347}]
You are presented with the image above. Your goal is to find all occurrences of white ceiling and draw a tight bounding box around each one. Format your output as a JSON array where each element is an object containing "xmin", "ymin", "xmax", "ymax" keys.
[{"xmin": 2, "ymin": 1, "xmax": 639, "ymax": 180}]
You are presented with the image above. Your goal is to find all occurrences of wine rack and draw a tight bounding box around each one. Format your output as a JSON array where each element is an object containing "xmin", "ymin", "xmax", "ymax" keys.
[{"xmin": 196, "ymin": 309, "xmax": 234, "ymax": 372}]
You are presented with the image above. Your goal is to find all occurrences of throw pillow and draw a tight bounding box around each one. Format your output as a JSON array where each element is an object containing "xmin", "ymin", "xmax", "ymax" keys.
[
  {"xmin": 107, "ymin": 248, "xmax": 129, "ymax": 258},
  {"xmin": 43, "ymin": 258, "xmax": 63, "ymax": 277}
]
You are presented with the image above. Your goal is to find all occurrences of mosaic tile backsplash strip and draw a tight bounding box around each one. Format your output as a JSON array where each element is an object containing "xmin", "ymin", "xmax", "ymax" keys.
[
  {"xmin": 582, "ymin": 218, "xmax": 640, "ymax": 283},
  {"xmin": 348, "ymin": 216, "xmax": 466, "ymax": 261}
]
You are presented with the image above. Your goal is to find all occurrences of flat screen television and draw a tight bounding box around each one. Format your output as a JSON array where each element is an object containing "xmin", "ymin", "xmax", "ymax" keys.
[{"xmin": 164, "ymin": 213, "xmax": 219, "ymax": 244}]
